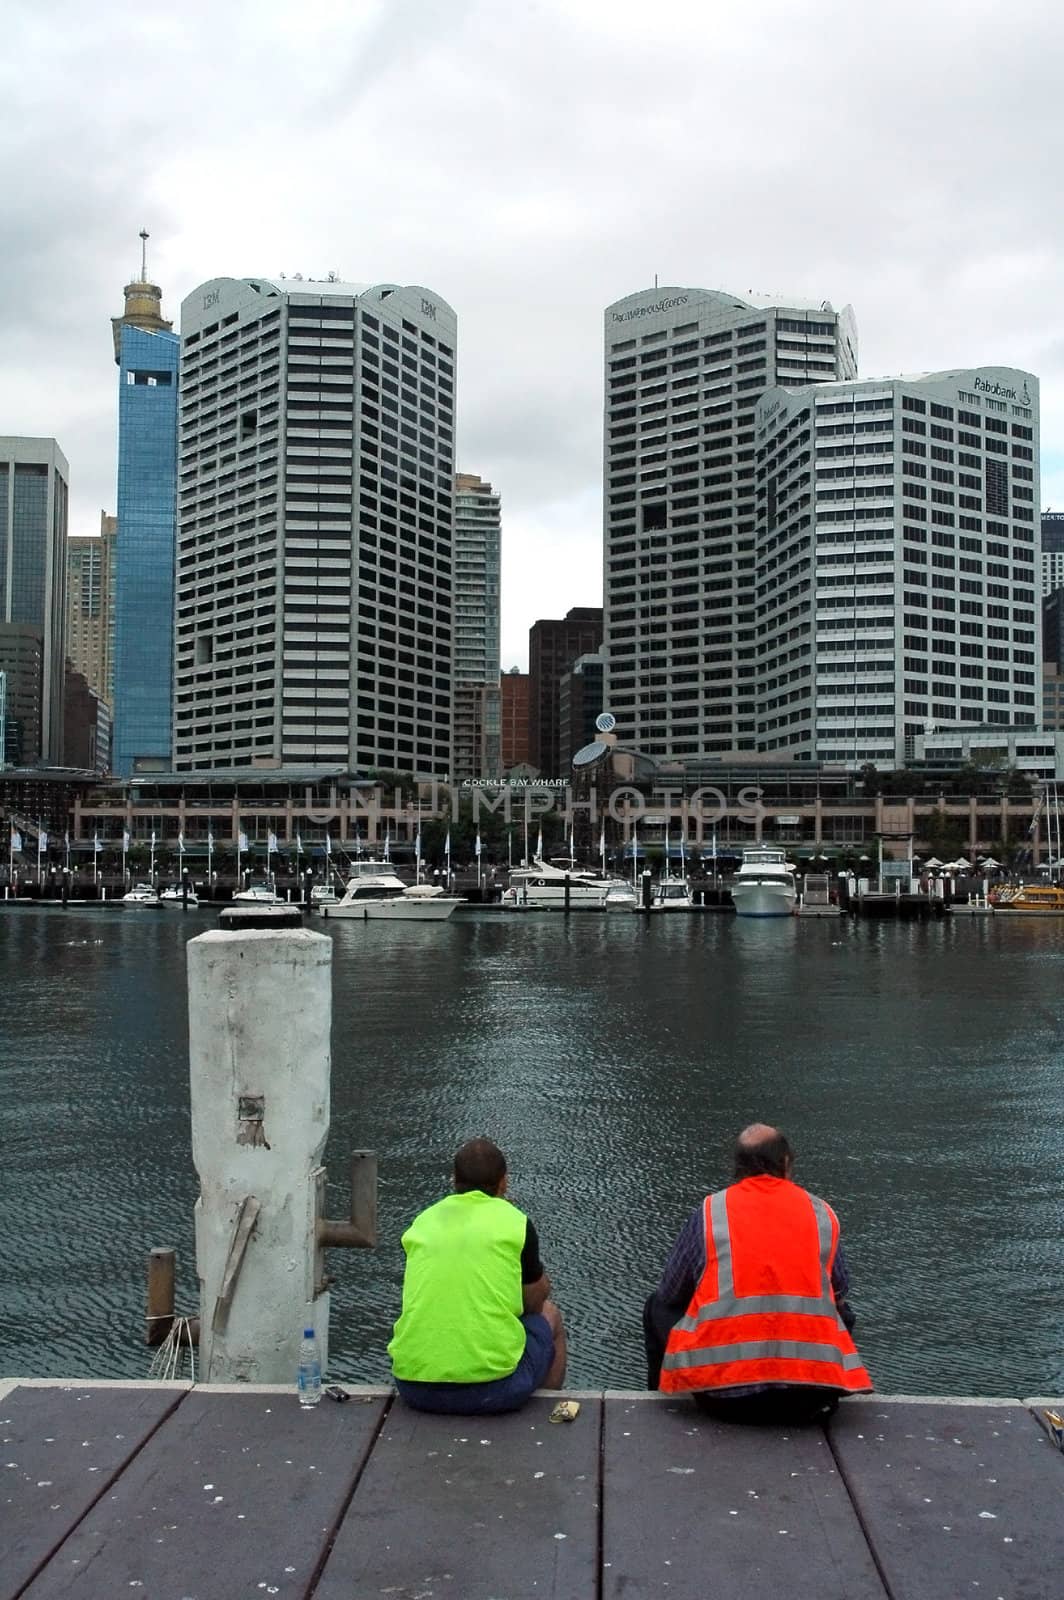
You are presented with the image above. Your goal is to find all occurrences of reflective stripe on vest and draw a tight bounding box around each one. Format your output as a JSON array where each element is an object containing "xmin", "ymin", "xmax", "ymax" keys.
[{"xmin": 659, "ymin": 1179, "xmax": 872, "ymax": 1395}]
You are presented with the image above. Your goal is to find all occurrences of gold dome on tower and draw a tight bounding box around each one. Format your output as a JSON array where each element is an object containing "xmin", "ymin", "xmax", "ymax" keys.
[{"xmin": 111, "ymin": 229, "xmax": 173, "ymax": 362}]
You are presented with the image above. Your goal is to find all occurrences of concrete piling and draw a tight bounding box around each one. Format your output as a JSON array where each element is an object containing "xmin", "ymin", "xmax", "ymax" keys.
[{"xmin": 187, "ymin": 923, "xmax": 333, "ymax": 1383}]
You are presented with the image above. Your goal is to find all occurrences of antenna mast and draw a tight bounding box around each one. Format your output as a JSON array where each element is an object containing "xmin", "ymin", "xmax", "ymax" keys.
[{"xmin": 139, "ymin": 228, "xmax": 149, "ymax": 282}]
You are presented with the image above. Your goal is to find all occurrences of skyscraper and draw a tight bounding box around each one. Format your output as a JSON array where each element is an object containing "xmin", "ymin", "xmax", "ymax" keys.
[
  {"xmin": 500, "ymin": 668, "xmax": 531, "ymax": 769},
  {"xmin": 528, "ymin": 607, "xmax": 602, "ymax": 775},
  {"xmin": 111, "ymin": 240, "xmax": 179, "ymax": 774},
  {"xmin": 66, "ymin": 510, "xmax": 117, "ymax": 709},
  {"xmin": 1040, "ymin": 510, "xmax": 1064, "ymax": 595},
  {"xmin": 172, "ymin": 277, "xmax": 455, "ymax": 775},
  {"xmin": 452, "ymin": 472, "xmax": 501, "ymax": 779},
  {"xmin": 754, "ymin": 367, "xmax": 1040, "ymax": 766},
  {"xmin": 0, "ymin": 436, "xmax": 69, "ymax": 764},
  {"xmin": 602, "ymin": 286, "xmax": 856, "ymax": 759}
]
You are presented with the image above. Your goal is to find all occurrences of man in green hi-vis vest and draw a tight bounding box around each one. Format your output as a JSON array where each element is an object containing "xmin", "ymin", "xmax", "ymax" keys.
[{"xmin": 389, "ymin": 1138, "xmax": 568, "ymax": 1415}]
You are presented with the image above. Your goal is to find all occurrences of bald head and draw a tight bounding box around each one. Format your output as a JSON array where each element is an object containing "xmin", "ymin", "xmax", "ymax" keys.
[
  {"xmin": 454, "ymin": 1137, "xmax": 508, "ymax": 1196},
  {"xmin": 733, "ymin": 1123, "xmax": 793, "ymax": 1180}
]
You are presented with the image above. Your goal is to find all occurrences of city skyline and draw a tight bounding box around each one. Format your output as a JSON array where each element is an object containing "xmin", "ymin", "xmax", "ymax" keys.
[{"xmin": 2, "ymin": 1, "xmax": 1063, "ymax": 672}]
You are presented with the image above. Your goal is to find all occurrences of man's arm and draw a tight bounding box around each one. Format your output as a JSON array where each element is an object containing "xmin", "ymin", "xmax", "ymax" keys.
[
  {"xmin": 832, "ymin": 1241, "xmax": 856, "ymax": 1332},
  {"xmin": 521, "ymin": 1220, "xmax": 550, "ymax": 1315},
  {"xmin": 653, "ymin": 1207, "xmax": 705, "ymax": 1314}
]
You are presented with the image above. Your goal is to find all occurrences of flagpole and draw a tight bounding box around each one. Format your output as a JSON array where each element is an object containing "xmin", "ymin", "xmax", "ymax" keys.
[
  {"xmin": 37, "ymin": 819, "xmax": 43, "ymax": 887},
  {"xmin": 416, "ymin": 799, "xmax": 422, "ymax": 886},
  {"xmin": 122, "ymin": 829, "xmax": 128, "ymax": 886},
  {"xmin": 476, "ymin": 831, "xmax": 482, "ymax": 890},
  {"xmin": 631, "ymin": 819, "xmax": 638, "ymax": 889},
  {"xmin": 93, "ymin": 834, "xmax": 99, "ymax": 888},
  {"xmin": 150, "ymin": 830, "xmax": 156, "ymax": 884},
  {"xmin": 236, "ymin": 828, "xmax": 242, "ymax": 887},
  {"xmin": 64, "ymin": 832, "xmax": 70, "ymax": 873},
  {"xmin": 208, "ymin": 828, "xmax": 214, "ymax": 885},
  {"xmin": 445, "ymin": 828, "xmax": 451, "ymax": 889},
  {"xmin": 507, "ymin": 828, "xmax": 512, "ymax": 870},
  {"xmin": 179, "ymin": 831, "xmax": 185, "ymax": 885}
]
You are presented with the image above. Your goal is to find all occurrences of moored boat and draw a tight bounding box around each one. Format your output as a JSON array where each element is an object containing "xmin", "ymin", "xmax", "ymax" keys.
[
  {"xmin": 159, "ymin": 883, "xmax": 200, "ymax": 908},
  {"xmin": 122, "ymin": 882, "xmax": 161, "ymax": 907},
  {"xmin": 989, "ymin": 883, "xmax": 1064, "ymax": 914},
  {"xmin": 729, "ymin": 846, "xmax": 797, "ymax": 918},
  {"xmin": 321, "ymin": 861, "xmax": 462, "ymax": 921},
  {"xmin": 506, "ymin": 858, "xmax": 636, "ymax": 910},
  {"xmin": 232, "ymin": 880, "xmax": 283, "ymax": 906}
]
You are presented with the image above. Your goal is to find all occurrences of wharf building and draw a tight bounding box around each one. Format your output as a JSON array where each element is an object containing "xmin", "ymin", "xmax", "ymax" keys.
[
  {"xmin": 66, "ymin": 511, "xmax": 117, "ymax": 710},
  {"xmin": 753, "ymin": 367, "xmax": 1040, "ymax": 767},
  {"xmin": 529, "ymin": 606, "xmax": 602, "ymax": 775},
  {"xmin": 558, "ymin": 651, "xmax": 605, "ymax": 771},
  {"xmin": 111, "ymin": 250, "xmax": 180, "ymax": 775},
  {"xmin": 452, "ymin": 472, "xmax": 501, "ymax": 780},
  {"xmin": 172, "ymin": 277, "xmax": 456, "ymax": 777},
  {"xmin": 0, "ymin": 436, "xmax": 69, "ymax": 765},
  {"xmin": 602, "ymin": 286, "xmax": 856, "ymax": 760}
]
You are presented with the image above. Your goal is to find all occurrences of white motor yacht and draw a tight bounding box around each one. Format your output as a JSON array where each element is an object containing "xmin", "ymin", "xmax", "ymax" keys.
[
  {"xmin": 729, "ymin": 846, "xmax": 797, "ymax": 918},
  {"xmin": 506, "ymin": 858, "xmax": 636, "ymax": 910},
  {"xmin": 321, "ymin": 861, "xmax": 462, "ymax": 921},
  {"xmin": 122, "ymin": 882, "xmax": 161, "ymax": 907},
  {"xmin": 159, "ymin": 883, "xmax": 200, "ymax": 908},
  {"xmin": 310, "ymin": 882, "xmax": 340, "ymax": 908},
  {"xmin": 232, "ymin": 880, "xmax": 283, "ymax": 905}
]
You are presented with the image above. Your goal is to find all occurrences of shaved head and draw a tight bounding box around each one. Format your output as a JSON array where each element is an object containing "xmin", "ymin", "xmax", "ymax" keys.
[{"xmin": 733, "ymin": 1124, "xmax": 793, "ymax": 1179}]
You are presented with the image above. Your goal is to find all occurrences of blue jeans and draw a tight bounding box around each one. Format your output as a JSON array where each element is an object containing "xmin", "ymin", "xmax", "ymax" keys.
[{"xmin": 394, "ymin": 1313, "xmax": 555, "ymax": 1415}]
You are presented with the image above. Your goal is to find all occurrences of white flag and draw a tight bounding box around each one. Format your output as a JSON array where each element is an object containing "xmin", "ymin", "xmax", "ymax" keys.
[
  {"xmin": 267, "ymin": 831, "xmax": 279, "ymax": 852},
  {"xmin": 150, "ymin": 829, "xmax": 156, "ymax": 847},
  {"xmin": 295, "ymin": 831, "xmax": 302, "ymax": 853},
  {"xmin": 11, "ymin": 830, "xmax": 22, "ymax": 853},
  {"xmin": 599, "ymin": 820, "xmax": 606, "ymax": 858},
  {"xmin": 324, "ymin": 831, "xmax": 332, "ymax": 856},
  {"xmin": 414, "ymin": 829, "xmax": 421, "ymax": 859},
  {"xmin": 207, "ymin": 827, "xmax": 214, "ymax": 847},
  {"xmin": 122, "ymin": 829, "xmax": 130, "ymax": 851},
  {"xmin": 238, "ymin": 831, "xmax": 249, "ymax": 852},
  {"xmin": 38, "ymin": 830, "xmax": 48, "ymax": 852},
  {"xmin": 444, "ymin": 830, "xmax": 451, "ymax": 858},
  {"xmin": 64, "ymin": 830, "xmax": 70, "ymax": 848},
  {"xmin": 474, "ymin": 830, "xmax": 482, "ymax": 858},
  {"xmin": 93, "ymin": 833, "xmax": 101, "ymax": 854},
  {"xmin": 535, "ymin": 826, "xmax": 543, "ymax": 860},
  {"xmin": 383, "ymin": 829, "xmax": 391, "ymax": 861}
]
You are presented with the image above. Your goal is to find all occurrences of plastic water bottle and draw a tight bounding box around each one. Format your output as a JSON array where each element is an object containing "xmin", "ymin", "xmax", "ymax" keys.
[{"xmin": 297, "ymin": 1326, "xmax": 322, "ymax": 1407}]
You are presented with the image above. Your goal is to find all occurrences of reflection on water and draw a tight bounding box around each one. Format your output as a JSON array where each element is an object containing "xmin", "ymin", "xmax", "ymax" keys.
[{"xmin": 2, "ymin": 905, "xmax": 1063, "ymax": 1394}]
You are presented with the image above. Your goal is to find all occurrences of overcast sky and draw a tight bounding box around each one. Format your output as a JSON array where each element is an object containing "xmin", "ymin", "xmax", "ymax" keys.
[{"xmin": 3, "ymin": 0, "xmax": 1063, "ymax": 668}]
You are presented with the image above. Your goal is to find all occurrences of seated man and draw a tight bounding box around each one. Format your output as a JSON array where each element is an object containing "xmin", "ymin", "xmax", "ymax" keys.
[
  {"xmin": 643, "ymin": 1123, "xmax": 871, "ymax": 1425},
  {"xmin": 389, "ymin": 1137, "xmax": 567, "ymax": 1415}
]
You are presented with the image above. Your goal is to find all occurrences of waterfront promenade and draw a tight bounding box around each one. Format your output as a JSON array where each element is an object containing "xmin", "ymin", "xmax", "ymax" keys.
[{"xmin": 3, "ymin": 1380, "xmax": 1063, "ymax": 1598}]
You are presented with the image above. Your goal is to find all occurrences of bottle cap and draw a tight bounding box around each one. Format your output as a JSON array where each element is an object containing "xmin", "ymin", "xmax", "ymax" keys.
[{"xmin": 303, "ymin": 1327, "xmax": 315, "ymax": 1338}]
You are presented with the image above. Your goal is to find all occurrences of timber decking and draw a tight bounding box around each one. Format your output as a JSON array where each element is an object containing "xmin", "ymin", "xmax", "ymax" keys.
[{"xmin": 1, "ymin": 1384, "xmax": 1062, "ymax": 1599}]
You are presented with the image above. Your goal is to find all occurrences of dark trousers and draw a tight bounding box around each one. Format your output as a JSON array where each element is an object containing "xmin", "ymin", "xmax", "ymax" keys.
[{"xmin": 642, "ymin": 1292, "xmax": 839, "ymax": 1426}]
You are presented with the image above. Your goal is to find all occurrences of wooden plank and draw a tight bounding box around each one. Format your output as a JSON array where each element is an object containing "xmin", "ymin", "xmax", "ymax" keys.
[
  {"xmin": 602, "ymin": 1396, "xmax": 887, "ymax": 1600},
  {"xmin": 0, "ymin": 1383, "xmax": 186, "ymax": 1600},
  {"xmin": 19, "ymin": 1389, "xmax": 388, "ymax": 1599},
  {"xmin": 315, "ymin": 1396, "xmax": 601, "ymax": 1600},
  {"xmin": 828, "ymin": 1400, "xmax": 1064, "ymax": 1600}
]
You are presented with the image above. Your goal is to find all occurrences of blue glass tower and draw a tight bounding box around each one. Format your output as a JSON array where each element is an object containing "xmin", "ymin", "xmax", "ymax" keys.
[{"xmin": 111, "ymin": 249, "xmax": 179, "ymax": 774}]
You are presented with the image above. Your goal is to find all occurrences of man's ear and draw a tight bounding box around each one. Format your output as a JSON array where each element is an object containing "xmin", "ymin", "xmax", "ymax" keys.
[{"xmin": 498, "ymin": 1174, "xmax": 509, "ymax": 1197}]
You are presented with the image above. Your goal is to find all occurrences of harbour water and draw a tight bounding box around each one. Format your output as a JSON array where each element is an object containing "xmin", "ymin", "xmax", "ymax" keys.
[{"xmin": 1, "ymin": 905, "xmax": 1062, "ymax": 1395}]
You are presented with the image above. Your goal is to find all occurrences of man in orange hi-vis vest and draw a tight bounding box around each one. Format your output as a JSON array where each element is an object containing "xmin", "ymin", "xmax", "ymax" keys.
[{"xmin": 644, "ymin": 1124, "xmax": 872, "ymax": 1425}]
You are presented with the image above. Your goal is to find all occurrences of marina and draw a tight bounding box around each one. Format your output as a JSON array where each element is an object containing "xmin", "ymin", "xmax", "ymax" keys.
[{"xmin": 2, "ymin": 904, "xmax": 1064, "ymax": 1399}]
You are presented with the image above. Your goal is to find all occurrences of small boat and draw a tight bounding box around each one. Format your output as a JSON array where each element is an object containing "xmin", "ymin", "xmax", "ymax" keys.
[
  {"xmin": 729, "ymin": 846, "xmax": 797, "ymax": 918},
  {"xmin": 159, "ymin": 883, "xmax": 200, "ymax": 908},
  {"xmin": 603, "ymin": 881, "xmax": 640, "ymax": 911},
  {"xmin": 310, "ymin": 883, "xmax": 340, "ymax": 908},
  {"xmin": 321, "ymin": 861, "xmax": 462, "ymax": 921},
  {"xmin": 123, "ymin": 883, "xmax": 161, "ymax": 907},
  {"xmin": 989, "ymin": 884, "xmax": 1064, "ymax": 914},
  {"xmin": 646, "ymin": 876, "xmax": 697, "ymax": 912},
  {"xmin": 232, "ymin": 880, "xmax": 283, "ymax": 905}
]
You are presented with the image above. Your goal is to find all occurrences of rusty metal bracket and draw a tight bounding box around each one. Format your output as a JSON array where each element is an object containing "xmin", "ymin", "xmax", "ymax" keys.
[{"xmin": 318, "ymin": 1150, "xmax": 377, "ymax": 1249}]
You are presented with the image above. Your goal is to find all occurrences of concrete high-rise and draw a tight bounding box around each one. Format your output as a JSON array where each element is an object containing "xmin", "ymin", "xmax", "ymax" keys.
[
  {"xmin": 0, "ymin": 436, "xmax": 69, "ymax": 764},
  {"xmin": 602, "ymin": 287, "xmax": 856, "ymax": 759},
  {"xmin": 173, "ymin": 277, "xmax": 456, "ymax": 775},
  {"xmin": 754, "ymin": 367, "xmax": 1040, "ymax": 766},
  {"xmin": 66, "ymin": 511, "xmax": 117, "ymax": 710},
  {"xmin": 452, "ymin": 472, "xmax": 501, "ymax": 779},
  {"xmin": 112, "ymin": 242, "xmax": 179, "ymax": 774},
  {"xmin": 529, "ymin": 607, "xmax": 602, "ymax": 776}
]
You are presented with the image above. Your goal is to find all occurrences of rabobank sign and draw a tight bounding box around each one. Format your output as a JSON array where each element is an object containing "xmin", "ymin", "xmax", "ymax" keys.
[{"xmin": 611, "ymin": 294, "xmax": 689, "ymax": 324}]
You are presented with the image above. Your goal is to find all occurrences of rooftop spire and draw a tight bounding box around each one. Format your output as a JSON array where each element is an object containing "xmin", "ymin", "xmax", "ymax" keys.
[{"xmin": 111, "ymin": 229, "xmax": 173, "ymax": 363}]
